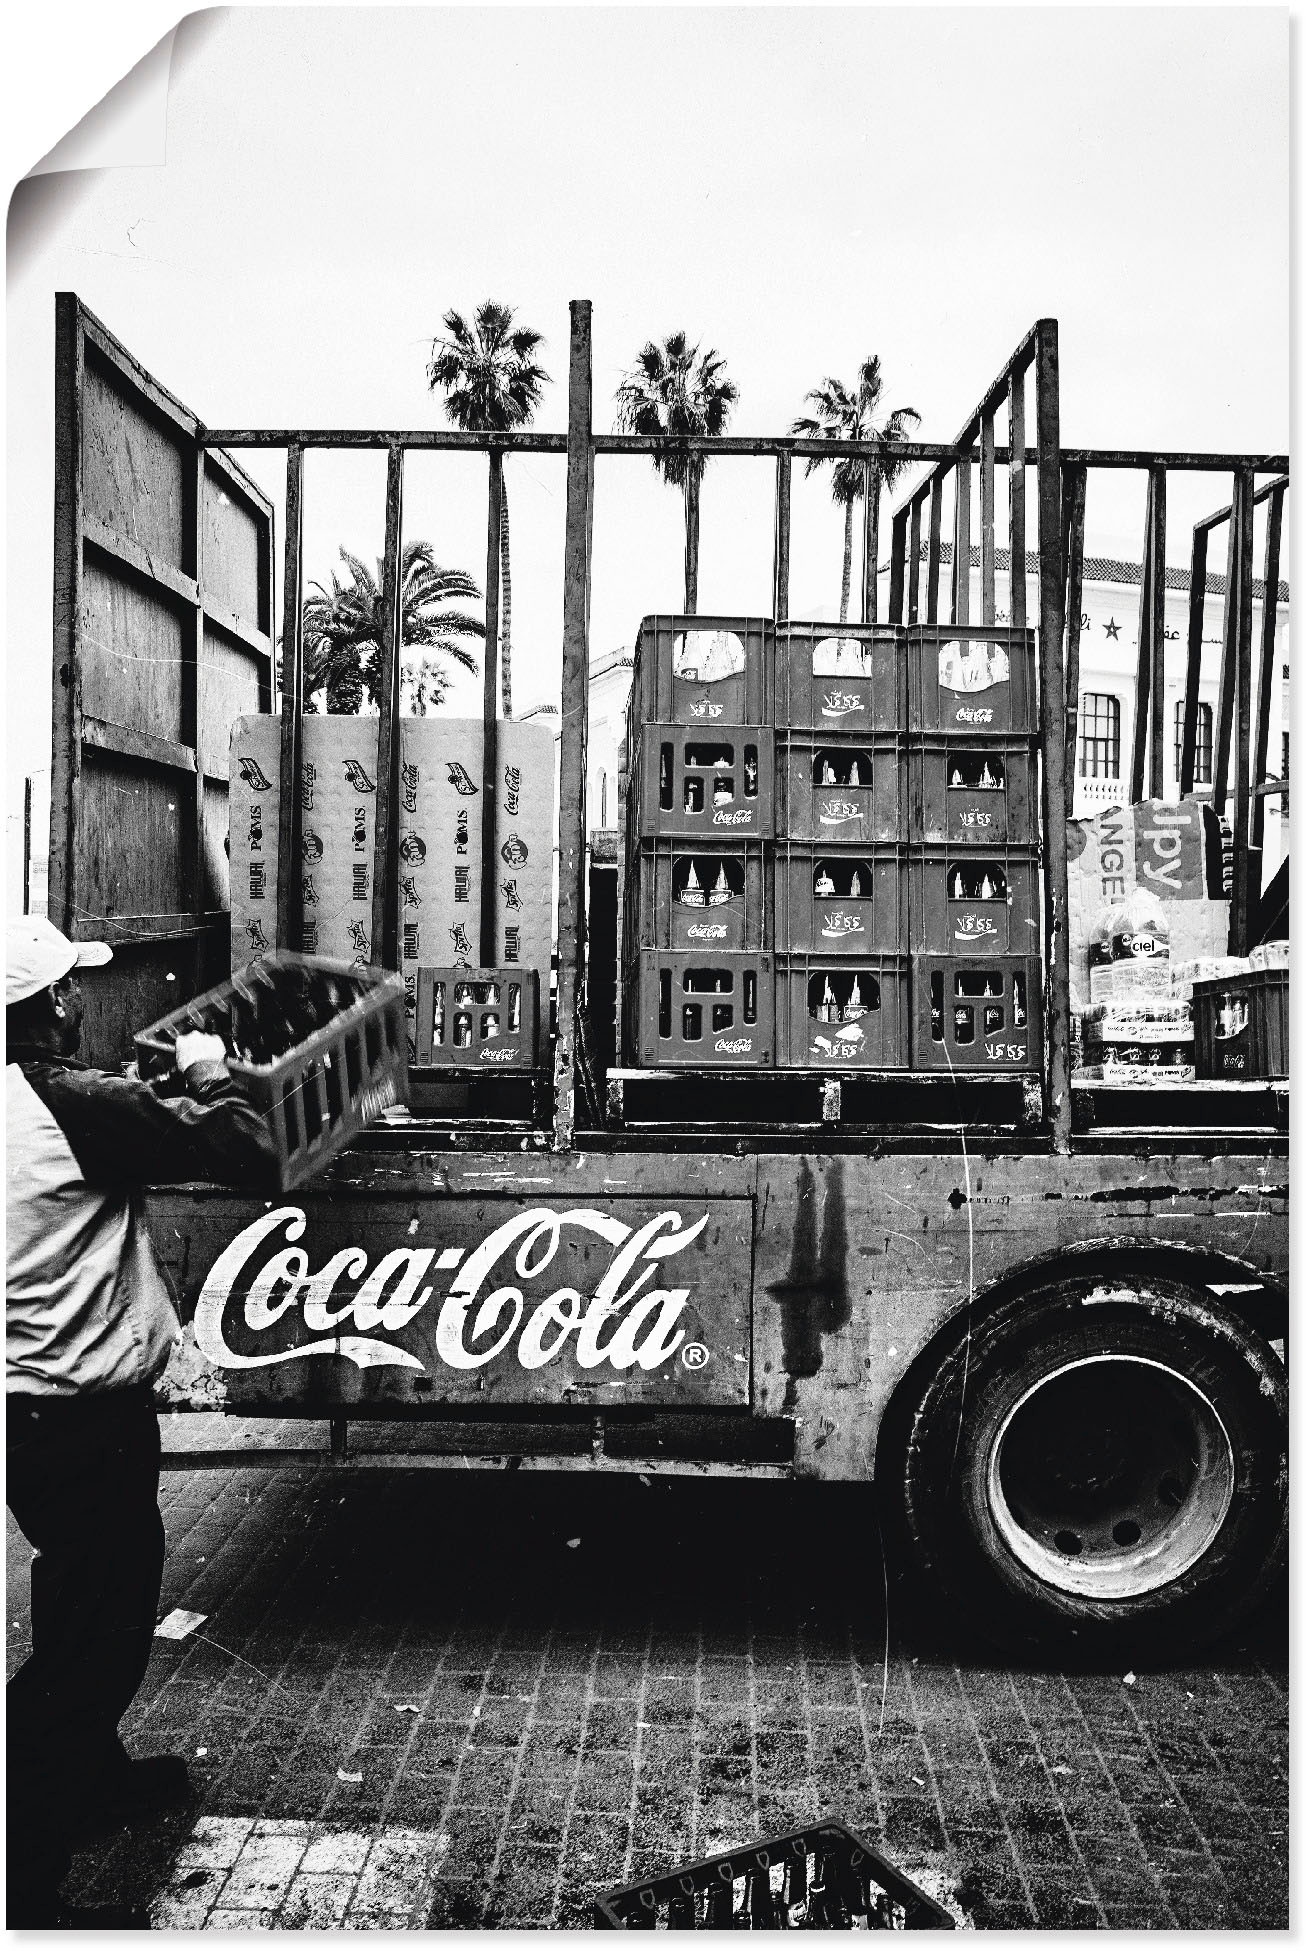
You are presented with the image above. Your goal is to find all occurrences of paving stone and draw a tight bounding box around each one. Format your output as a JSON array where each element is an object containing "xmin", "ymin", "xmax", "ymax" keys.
[{"xmin": 220, "ymin": 1832, "xmax": 311, "ymax": 1909}]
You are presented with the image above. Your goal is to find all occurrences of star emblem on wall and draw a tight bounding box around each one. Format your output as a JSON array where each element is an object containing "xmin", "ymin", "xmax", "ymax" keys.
[{"xmin": 1104, "ymin": 617, "xmax": 1121, "ymax": 639}]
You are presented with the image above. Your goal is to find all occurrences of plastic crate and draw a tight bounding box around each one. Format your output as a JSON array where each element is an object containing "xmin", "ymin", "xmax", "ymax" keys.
[
  {"xmin": 776, "ymin": 954, "xmax": 910, "ymax": 1070},
  {"xmin": 775, "ymin": 623, "xmax": 904, "ymax": 733},
  {"xmin": 624, "ymin": 949, "xmax": 774, "ymax": 1067},
  {"xmin": 595, "ymin": 1817, "xmax": 954, "ymax": 1929},
  {"xmin": 1192, "ymin": 968, "xmax": 1288, "ymax": 1079},
  {"xmin": 629, "ymin": 725, "xmax": 773, "ymax": 843},
  {"xmin": 624, "ymin": 838, "xmax": 767, "ymax": 955},
  {"xmin": 778, "ymin": 731, "xmax": 905, "ymax": 845},
  {"xmin": 633, "ymin": 613, "xmax": 774, "ymax": 726},
  {"xmin": 909, "ymin": 625, "xmax": 1037, "ymax": 734},
  {"xmin": 909, "ymin": 734, "xmax": 1039, "ymax": 847},
  {"xmin": 413, "ymin": 967, "xmax": 540, "ymax": 1069},
  {"xmin": 913, "ymin": 955, "xmax": 1042, "ymax": 1073},
  {"xmin": 774, "ymin": 844, "xmax": 907, "ymax": 955},
  {"xmin": 909, "ymin": 846, "xmax": 1041, "ymax": 957},
  {"xmin": 135, "ymin": 954, "xmax": 407, "ymax": 1191}
]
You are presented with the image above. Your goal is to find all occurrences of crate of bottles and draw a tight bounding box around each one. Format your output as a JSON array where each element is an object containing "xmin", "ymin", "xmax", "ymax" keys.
[
  {"xmin": 633, "ymin": 613, "xmax": 774, "ymax": 726},
  {"xmin": 775, "ymin": 955, "xmax": 910, "ymax": 1070},
  {"xmin": 594, "ymin": 1816, "xmax": 955, "ymax": 1929},
  {"xmin": 629, "ymin": 725, "xmax": 773, "ymax": 843},
  {"xmin": 134, "ymin": 953, "xmax": 408, "ymax": 1191},
  {"xmin": 777, "ymin": 731, "xmax": 905, "ymax": 845},
  {"xmin": 909, "ymin": 625, "xmax": 1037, "ymax": 735},
  {"xmin": 774, "ymin": 622, "xmax": 904, "ymax": 733},
  {"xmin": 774, "ymin": 844, "xmax": 906, "ymax": 956},
  {"xmin": 1192, "ymin": 968, "xmax": 1288, "ymax": 1080},
  {"xmin": 909, "ymin": 734, "xmax": 1039, "ymax": 847},
  {"xmin": 624, "ymin": 838, "xmax": 768, "ymax": 956},
  {"xmin": 414, "ymin": 967, "xmax": 540, "ymax": 1069},
  {"xmin": 909, "ymin": 846, "xmax": 1041, "ymax": 958},
  {"xmin": 624, "ymin": 949, "xmax": 773, "ymax": 1067},
  {"xmin": 913, "ymin": 955, "xmax": 1042, "ymax": 1073}
]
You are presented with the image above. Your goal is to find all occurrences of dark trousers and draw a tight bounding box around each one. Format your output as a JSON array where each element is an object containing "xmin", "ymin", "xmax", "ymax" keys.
[{"xmin": 7, "ymin": 1386, "xmax": 165, "ymax": 1908}]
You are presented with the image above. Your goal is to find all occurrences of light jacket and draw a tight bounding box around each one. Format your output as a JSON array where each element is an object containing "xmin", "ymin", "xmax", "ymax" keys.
[{"xmin": 6, "ymin": 1051, "xmax": 279, "ymax": 1397}]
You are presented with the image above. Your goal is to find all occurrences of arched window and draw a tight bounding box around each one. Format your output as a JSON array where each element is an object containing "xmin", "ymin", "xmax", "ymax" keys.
[
  {"xmin": 1079, "ymin": 693, "xmax": 1120, "ymax": 779},
  {"xmin": 1174, "ymin": 701, "xmax": 1213, "ymax": 785}
]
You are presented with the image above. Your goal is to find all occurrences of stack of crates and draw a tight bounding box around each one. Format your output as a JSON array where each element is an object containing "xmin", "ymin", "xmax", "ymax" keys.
[
  {"xmin": 906, "ymin": 624, "xmax": 1042, "ymax": 1074},
  {"xmin": 623, "ymin": 617, "xmax": 776, "ymax": 1065},
  {"xmin": 621, "ymin": 614, "xmax": 1041, "ymax": 1078}
]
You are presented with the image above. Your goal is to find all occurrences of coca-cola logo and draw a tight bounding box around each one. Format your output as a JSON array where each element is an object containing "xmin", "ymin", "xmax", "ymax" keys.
[
  {"xmin": 954, "ymin": 916, "xmax": 998, "ymax": 939},
  {"xmin": 714, "ymin": 1036, "xmax": 753, "ymax": 1054},
  {"xmin": 689, "ymin": 697, "xmax": 724, "ymax": 718},
  {"xmin": 818, "ymin": 799, "xmax": 860, "ymax": 825},
  {"xmin": 687, "ymin": 923, "xmax": 728, "ymax": 940},
  {"xmin": 193, "ymin": 1206, "xmax": 709, "ymax": 1376},
  {"xmin": 712, "ymin": 809, "xmax": 753, "ymax": 826},
  {"xmin": 479, "ymin": 1044, "xmax": 517, "ymax": 1063},
  {"xmin": 820, "ymin": 691, "xmax": 865, "ymax": 717},
  {"xmin": 820, "ymin": 910, "xmax": 865, "ymax": 937},
  {"xmin": 956, "ymin": 706, "xmax": 995, "ymax": 724}
]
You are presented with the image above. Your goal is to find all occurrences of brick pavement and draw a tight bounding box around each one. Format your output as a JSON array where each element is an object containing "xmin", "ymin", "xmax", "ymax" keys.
[{"xmin": 6, "ymin": 1441, "xmax": 1288, "ymax": 1930}]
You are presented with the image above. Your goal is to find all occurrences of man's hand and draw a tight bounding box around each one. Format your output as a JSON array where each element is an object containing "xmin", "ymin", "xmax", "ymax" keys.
[{"xmin": 174, "ymin": 1030, "xmax": 228, "ymax": 1075}]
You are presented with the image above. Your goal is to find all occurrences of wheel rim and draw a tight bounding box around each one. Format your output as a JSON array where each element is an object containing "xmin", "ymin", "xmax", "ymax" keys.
[{"xmin": 987, "ymin": 1355, "xmax": 1236, "ymax": 1600}]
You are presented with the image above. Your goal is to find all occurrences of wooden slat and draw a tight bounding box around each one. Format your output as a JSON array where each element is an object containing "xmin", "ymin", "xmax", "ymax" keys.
[
  {"xmin": 1251, "ymin": 484, "xmax": 1284, "ymax": 852},
  {"xmin": 1062, "ymin": 464, "xmax": 1086, "ymax": 817},
  {"xmin": 1130, "ymin": 474, "xmax": 1154, "ymax": 805},
  {"xmin": 480, "ymin": 450, "xmax": 503, "ymax": 966},
  {"xmin": 979, "ymin": 411, "xmax": 996, "ymax": 624},
  {"xmin": 1228, "ymin": 465, "xmax": 1255, "ymax": 955},
  {"xmin": 861, "ymin": 462, "xmax": 879, "ymax": 624},
  {"xmin": 1034, "ymin": 321, "xmax": 1071, "ymax": 1155},
  {"xmin": 1212, "ymin": 488, "xmax": 1240, "ymax": 817},
  {"xmin": 82, "ymin": 517, "xmax": 199, "ymax": 609},
  {"xmin": 773, "ymin": 450, "xmax": 792, "ymax": 622},
  {"xmin": 276, "ymin": 445, "xmax": 305, "ymax": 951},
  {"xmin": 369, "ymin": 444, "xmax": 405, "ymax": 971},
  {"xmin": 907, "ymin": 496, "xmax": 922, "ymax": 624},
  {"xmin": 951, "ymin": 459, "xmax": 971, "ymax": 625},
  {"xmin": 198, "ymin": 600, "xmax": 273, "ymax": 659},
  {"xmin": 887, "ymin": 506, "xmax": 907, "ymax": 625},
  {"xmin": 926, "ymin": 477, "xmax": 943, "ymax": 625},
  {"xmin": 51, "ymin": 295, "xmax": 85, "ymax": 935},
  {"xmin": 553, "ymin": 301, "xmax": 594, "ymax": 1152},
  {"xmin": 1179, "ymin": 523, "xmax": 1209, "ymax": 795},
  {"xmin": 80, "ymin": 719, "xmax": 199, "ymax": 779},
  {"xmin": 1008, "ymin": 371, "xmax": 1027, "ymax": 630}
]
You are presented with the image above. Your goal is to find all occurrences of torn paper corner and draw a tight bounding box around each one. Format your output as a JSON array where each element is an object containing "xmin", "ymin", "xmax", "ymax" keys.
[{"xmin": 155, "ymin": 1606, "xmax": 207, "ymax": 1640}]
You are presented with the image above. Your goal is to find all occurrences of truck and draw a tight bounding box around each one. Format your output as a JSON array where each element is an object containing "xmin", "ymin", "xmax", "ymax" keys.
[{"xmin": 45, "ymin": 293, "xmax": 1288, "ymax": 1656}]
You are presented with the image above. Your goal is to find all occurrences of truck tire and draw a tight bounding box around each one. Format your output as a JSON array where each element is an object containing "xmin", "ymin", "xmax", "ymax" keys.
[{"xmin": 899, "ymin": 1275, "xmax": 1287, "ymax": 1656}]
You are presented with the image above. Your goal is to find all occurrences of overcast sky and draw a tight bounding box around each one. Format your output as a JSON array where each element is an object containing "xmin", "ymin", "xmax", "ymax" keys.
[{"xmin": 5, "ymin": 6, "xmax": 1290, "ymax": 866}]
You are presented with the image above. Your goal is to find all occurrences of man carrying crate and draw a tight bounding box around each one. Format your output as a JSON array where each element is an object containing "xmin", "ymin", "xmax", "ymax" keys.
[{"xmin": 5, "ymin": 917, "xmax": 281, "ymax": 1928}]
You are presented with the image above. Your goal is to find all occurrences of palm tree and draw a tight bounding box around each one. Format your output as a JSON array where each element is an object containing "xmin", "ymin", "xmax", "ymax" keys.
[
  {"xmin": 300, "ymin": 542, "xmax": 484, "ymax": 715},
  {"xmin": 615, "ymin": 332, "xmax": 738, "ymax": 613},
  {"xmin": 791, "ymin": 357, "xmax": 920, "ymax": 623},
  {"xmin": 426, "ymin": 302, "xmax": 549, "ymax": 719}
]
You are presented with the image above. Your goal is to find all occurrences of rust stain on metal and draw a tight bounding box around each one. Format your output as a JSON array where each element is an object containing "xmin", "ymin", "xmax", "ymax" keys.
[{"xmin": 765, "ymin": 1158, "xmax": 851, "ymax": 1415}]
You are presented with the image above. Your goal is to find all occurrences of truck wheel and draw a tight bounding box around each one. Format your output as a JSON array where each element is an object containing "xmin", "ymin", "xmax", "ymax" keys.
[{"xmin": 899, "ymin": 1276, "xmax": 1286, "ymax": 1656}]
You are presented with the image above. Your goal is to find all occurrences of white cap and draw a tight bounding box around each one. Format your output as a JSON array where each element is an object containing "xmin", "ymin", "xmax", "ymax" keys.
[{"xmin": 7, "ymin": 916, "xmax": 112, "ymax": 1008}]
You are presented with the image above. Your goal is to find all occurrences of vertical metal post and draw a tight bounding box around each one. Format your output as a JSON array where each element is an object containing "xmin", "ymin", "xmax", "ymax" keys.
[
  {"xmin": 1130, "ymin": 472, "xmax": 1154, "ymax": 805},
  {"xmin": 683, "ymin": 467, "xmax": 701, "ymax": 614},
  {"xmin": 908, "ymin": 497, "xmax": 922, "ymax": 624},
  {"xmin": 1179, "ymin": 521, "xmax": 1209, "ymax": 795},
  {"xmin": 861, "ymin": 462, "xmax": 880, "ymax": 624},
  {"xmin": 952, "ymin": 456, "xmax": 972, "ymax": 625},
  {"xmin": 1212, "ymin": 494, "xmax": 1240, "ymax": 817},
  {"xmin": 773, "ymin": 450, "xmax": 792, "ymax": 622},
  {"xmin": 23, "ymin": 776, "xmax": 32, "ymax": 914},
  {"xmin": 887, "ymin": 507, "xmax": 907, "ymax": 625},
  {"xmin": 1251, "ymin": 484, "xmax": 1284, "ymax": 852},
  {"xmin": 1148, "ymin": 467, "xmax": 1167, "ymax": 799},
  {"xmin": 1034, "ymin": 322, "xmax": 1070, "ymax": 1154},
  {"xmin": 553, "ymin": 301, "xmax": 594, "ymax": 1151},
  {"xmin": 1008, "ymin": 371, "xmax": 1027, "ymax": 629},
  {"xmin": 1228, "ymin": 465, "xmax": 1255, "ymax": 954},
  {"xmin": 1062, "ymin": 464, "xmax": 1086, "ymax": 818},
  {"xmin": 980, "ymin": 411, "xmax": 997, "ymax": 624},
  {"xmin": 276, "ymin": 443, "xmax": 305, "ymax": 952},
  {"xmin": 369, "ymin": 443, "xmax": 405, "ymax": 969},
  {"xmin": 926, "ymin": 477, "xmax": 943, "ymax": 625},
  {"xmin": 479, "ymin": 450, "xmax": 503, "ymax": 966}
]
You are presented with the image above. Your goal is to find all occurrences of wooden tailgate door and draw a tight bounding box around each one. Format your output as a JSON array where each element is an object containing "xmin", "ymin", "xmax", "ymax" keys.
[{"xmin": 50, "ymin": 295, "xmax": 275, "ymax": 1066}]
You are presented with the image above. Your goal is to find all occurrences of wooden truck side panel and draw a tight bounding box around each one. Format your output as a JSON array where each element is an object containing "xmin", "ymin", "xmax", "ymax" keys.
[{"xmin": 146, "ymin": 1145, "xmax": 1286, "ymax": 1480}]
